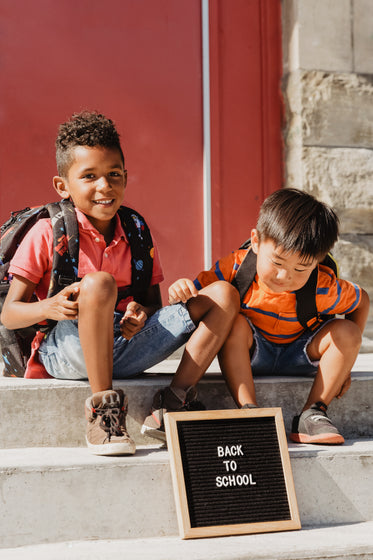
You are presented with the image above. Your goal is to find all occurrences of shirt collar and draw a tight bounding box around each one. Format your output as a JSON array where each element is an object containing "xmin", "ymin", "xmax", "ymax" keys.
[{"xmin": 74, "ymin": 208, "xmax": 129, "ymax": 245}]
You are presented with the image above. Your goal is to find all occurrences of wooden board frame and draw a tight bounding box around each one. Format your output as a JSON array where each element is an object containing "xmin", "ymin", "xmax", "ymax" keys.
[{"xmin": 164, "ymin": 408, "xmax": 301, "ymax": 539}]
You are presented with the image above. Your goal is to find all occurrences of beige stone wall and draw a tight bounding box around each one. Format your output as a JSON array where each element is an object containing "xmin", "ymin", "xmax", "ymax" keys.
[{"xmin": 282, "ymin": 0, "xmax": 373, "ymax": 350}]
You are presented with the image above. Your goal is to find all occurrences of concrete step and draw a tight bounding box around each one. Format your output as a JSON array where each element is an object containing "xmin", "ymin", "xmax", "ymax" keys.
[
  {"xmin": 0, "ymin": 440, "xmax": 372, "ymax": 548},
  {"xmin": 0, "ymin": 353, "xmax": 372, "ymax": 448},
  {"xmin": 1, "ymin": 521, "xmax": 373, "ymax": 560}
]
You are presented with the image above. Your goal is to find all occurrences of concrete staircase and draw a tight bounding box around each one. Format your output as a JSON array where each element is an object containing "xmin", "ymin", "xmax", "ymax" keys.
[{"xmin": 0, "ymin": 353, "xmax": 372, "ymax": 559}]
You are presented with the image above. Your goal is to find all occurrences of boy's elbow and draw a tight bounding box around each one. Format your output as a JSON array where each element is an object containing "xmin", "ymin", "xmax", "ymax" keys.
[
  {"xmin": 361, "ymin": 289, "xmax": 370, "ymax": 311},
  {"xmin": 0, "ymin": 301, "xmax": 18, "ymax": 330},
  {"xmin": 1, "ymin": 307, "xmax": 11, "ymax": 329}
]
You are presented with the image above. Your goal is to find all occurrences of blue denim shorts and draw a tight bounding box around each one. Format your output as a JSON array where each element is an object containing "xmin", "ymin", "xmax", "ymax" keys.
[
  {"xmin": 39, "ymin": 303, "xmax": 196, "ymax": 380},
  {"xmin": 249, "ymin": 320, "xmax": 332, "ymax": 377}
]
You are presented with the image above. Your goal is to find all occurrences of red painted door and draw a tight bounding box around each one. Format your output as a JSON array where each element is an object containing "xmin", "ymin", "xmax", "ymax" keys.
[
  {"xmin": 0, "ymin": 0, "xmax": 282, "ymax": 300},
  {"xmin": 209, "ymin": 0, "xmax": 283, "ymax": 262}
]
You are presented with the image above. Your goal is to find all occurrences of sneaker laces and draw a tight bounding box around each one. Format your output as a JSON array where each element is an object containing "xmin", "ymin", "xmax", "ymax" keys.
[
  {"xmin": 309, "ymin": 413, "xmax": 333, "ymax": 424},
  {"xmin": 308, "ymin": 402, "xmax": 332, "ymax": 424},
  {"xmin": 94, "ymin": 404, "xmax": 126, "ymax": 437}
]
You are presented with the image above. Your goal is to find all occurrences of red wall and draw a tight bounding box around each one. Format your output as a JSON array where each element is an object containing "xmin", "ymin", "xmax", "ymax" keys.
[{"xmin": 0, "ymin": 0, "xmax": 283, "ymax": 300}]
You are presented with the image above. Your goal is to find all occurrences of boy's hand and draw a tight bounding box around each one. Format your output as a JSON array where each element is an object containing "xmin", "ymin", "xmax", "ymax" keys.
[
  {"xmin": 43, "ymin": 283, "xmax": 80, "ymax": 321},
  {"xmin": 168, "ymin": 278, "xmax": 198, "ymax": 304},
  {"xmin": 120, "ymin": 301, "xmax": 148, "ymax": 340}
]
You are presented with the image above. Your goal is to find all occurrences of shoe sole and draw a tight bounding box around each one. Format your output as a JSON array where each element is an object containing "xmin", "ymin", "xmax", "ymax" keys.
[
  {"xmin": 85, "ymin": 437, "xmax": 136, "ymax": 456},
  {"xmin": 141, "ymin": 425, "xmax": 167, "ymax": 442},
  {"xmin": 290, "ymin": 432, "xmax": 345, "ymax": 445}
]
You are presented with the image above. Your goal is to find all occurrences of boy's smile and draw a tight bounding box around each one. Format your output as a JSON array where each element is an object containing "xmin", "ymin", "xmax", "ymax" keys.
[
  {"xmin": 251, "ymin": 230, "xmax": 318, "ymax": 293},
  {"xmin": 53, "ymin": 145, "xmax": 127, "ymax": 238}
]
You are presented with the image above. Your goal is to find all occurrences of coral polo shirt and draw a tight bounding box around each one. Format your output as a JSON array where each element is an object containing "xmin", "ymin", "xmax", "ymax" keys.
[
  {"xmin": 8, "ymin": 207, "xmax": 164, "ymax": 378},
  {"xmin": 9, "ymin": 207, "xmax": 164, "ymax": 312}
]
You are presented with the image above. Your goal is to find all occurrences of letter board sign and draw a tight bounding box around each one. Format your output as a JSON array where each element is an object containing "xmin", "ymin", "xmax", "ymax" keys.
[{"xmin": 164, "ymin": 408, "xmax": 300, "ymax": 539}]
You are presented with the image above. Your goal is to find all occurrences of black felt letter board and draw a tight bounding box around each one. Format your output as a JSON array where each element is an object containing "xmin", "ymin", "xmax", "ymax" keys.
[{"xmin": 165, "ymin": 408, "xmax": 300, "ymax": 539}]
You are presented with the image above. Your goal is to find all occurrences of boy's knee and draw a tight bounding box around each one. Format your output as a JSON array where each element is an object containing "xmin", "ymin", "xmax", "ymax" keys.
[
  {"xmin": 330, "ymin": 319, "xmax": 362, "ymax": 351},
  {"xmin": 79, "ymin": 272, "xmax": 117, "ymax": 304},
  {"xmin": 207, "ymin": 281, "xmax": 240, "ymax": 312}
]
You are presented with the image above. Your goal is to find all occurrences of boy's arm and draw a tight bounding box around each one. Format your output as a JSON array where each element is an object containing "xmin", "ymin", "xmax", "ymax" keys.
[
  {"xmin": 345, "ymin": 288, "xmax": 370, "ymax": 333},
  {"xmin": 336, "ymin": 288, "xmax": 370, "ymax": 399},
  {"xmin": 120, "ymin": 284, "xmax": 162, "ymax": 340},
  {"xmin": 1, "ymin": 275, "xmax": 80, "ymax": 329},
  {"xmin": 167, "ymin": 252, "xmax": 240, "ymax": 305}
]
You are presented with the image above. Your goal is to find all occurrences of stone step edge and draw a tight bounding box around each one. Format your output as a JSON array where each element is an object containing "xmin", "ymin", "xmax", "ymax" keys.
[
  {"xmin": 1, "ymin": 521, "xmax": 373, "ymax": 560},
  {"xmin": 1, "ymin": 370, "xmax": 373, "ymax": 389},
  {"xmin": 1, "ymin": 351, "xmax": 372, "ymax": 381},
  {"xmin": 1, "ymin": 370, "xmax": 372, "ymax": 449},
  {"xmin": 1, "ymin": 438, "xmax": 373, "ymax": 470}
]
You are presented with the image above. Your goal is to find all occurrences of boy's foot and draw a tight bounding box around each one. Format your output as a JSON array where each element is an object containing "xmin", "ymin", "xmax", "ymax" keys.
[
  {"xmin": 141, "ymin": 386, "xmax": 206, "ymax": 442},
  {"xmin": 241, "ymin": 403, "xmax": 258, "ymax": 409},
  {"xmin": 85, "ymin": 389, "xmax": 136, "ymax": 455},
  {"xmin": 290, "ymin": 401, "xmax": 344, "ymax": 445}
]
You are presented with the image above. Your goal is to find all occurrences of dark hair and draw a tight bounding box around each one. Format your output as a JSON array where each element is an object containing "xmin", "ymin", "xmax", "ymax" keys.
[
  {"xmin": 55, "ymin": 111, "xmax": 124, "ymax": 177},
  {"xmin": 256, "ymin": 188, "xmax": 339, "ymax": 260}
]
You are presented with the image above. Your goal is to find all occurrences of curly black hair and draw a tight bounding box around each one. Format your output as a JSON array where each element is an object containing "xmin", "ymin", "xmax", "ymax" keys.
[{"xmin": 55, "ymin": 111, "xmax": 125, "ymax": 177}]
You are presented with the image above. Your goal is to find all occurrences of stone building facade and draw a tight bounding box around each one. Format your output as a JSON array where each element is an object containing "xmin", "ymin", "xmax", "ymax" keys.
[{"xmin": 282, "ymin": 0, "xmax": 373, "ymax": 350}]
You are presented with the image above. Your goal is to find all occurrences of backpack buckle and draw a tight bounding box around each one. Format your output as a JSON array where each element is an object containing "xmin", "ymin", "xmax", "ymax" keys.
[
  {"xmin": 306, "ymin": 316, "xmax": 320, "ymax": 330},
  {"xmin": 57, "ymin": 275, "xmax": 75, "ymax": 287}
]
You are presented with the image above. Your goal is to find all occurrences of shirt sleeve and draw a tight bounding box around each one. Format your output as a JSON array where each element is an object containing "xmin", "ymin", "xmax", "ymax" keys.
[
  {"xmin": 194, "ymin": 250, "xmax": 244, "ymax": 290},
  {"xmin": 317, "ymin": 265, "xmax": 362, "ymax": 316}
]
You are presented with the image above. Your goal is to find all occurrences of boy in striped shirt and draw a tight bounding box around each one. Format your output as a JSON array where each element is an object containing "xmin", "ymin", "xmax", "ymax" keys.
[{"xmin": 167, "ymin": 188, "xmax": 370, "ymax": 444}]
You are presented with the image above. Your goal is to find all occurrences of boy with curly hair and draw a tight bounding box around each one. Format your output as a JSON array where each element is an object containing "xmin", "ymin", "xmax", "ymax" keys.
[
  {"xmin": 166, "ymin": 188, "xmax": 370, "ymax": 445},
  {"xmin": 1, "ymin": 111, "xmax": 239, "ymax": 455}
]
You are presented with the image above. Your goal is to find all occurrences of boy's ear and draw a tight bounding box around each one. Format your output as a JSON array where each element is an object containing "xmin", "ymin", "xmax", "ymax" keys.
[
  {"xmin": 53, "ymin": 176, "xmax": 70, "ymax": 199},
  {"xmin": 251, "ymin": 229, "xmax": 259, "ymax": 254}
]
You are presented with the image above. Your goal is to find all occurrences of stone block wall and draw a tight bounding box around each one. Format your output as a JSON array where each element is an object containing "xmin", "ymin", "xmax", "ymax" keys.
[{"xmin": 282, "ymin": 0, "xmax": 373, "ymax": 350}]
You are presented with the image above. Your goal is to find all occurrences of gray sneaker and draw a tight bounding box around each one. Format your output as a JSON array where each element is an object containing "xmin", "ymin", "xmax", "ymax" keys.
[
  {"xmin": 290, "ymin": 401, "xmax": 344, "ymax": 445},
  {"xmin": 85, "ymin": 389, "xmax": 136, "ymax": 455},
  {"xmin": 141, "ymin": 386, "xmax": 205, "ymax": 442}
]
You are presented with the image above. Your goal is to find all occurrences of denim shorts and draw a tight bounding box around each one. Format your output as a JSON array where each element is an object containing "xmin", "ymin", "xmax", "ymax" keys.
[
  {"xmin": 38, "ymin": 303, "xmax": 196, "ymax": 380},
  {"xmin": 249, "ymin": 320, "xmax": 333, "ymax": 377}
]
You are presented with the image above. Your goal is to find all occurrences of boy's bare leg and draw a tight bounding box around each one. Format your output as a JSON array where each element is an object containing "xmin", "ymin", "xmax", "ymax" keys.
[
  {"xmin": 142, "ymin": 282, "xmax": 240, "ymax": 440},
  {"xmin": 78, "ymin": 271, "xmax": 117, "ymax": 394},
  {"xmin": 170, "ymin": 281, "xmax": 240, "ymax": 391},
  {"xmin": 304, "ymin": 318, "xmax": 362, "ymax": 410},
  {"xmin": 78, "ymin": 272, "xmax": 135, "ymax": 455},
  {"xmin": 217, "ymin": 313, "xmax": 258, "ymax": 407}
]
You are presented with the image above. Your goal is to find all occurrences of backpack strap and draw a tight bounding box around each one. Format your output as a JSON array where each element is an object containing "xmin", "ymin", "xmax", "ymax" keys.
[
  {"xmin": 231, "ymin": 247, "xmax": 257, "ymax": 301},
  {"xmin": 46, "ymin": 199, "xmax": 79, "ymax": 298},
  {"xmin": 296, "ymin": 254, "xmax": 338, "ymax": 330},
  {"xmin": 117, "ymin": 206, "xmax": 154, "ymax": 303},
  {"xmin": 294, "ymin": 266, "xmax": 320, "ymax": 329}
]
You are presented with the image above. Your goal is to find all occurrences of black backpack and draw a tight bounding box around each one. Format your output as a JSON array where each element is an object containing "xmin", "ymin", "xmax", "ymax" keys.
[
  {"xmin": 231, "ymin": 239, "xmax": 338, "ymax": 331},
  {"xmin": 0, "ymin": 199, "xmax": 153, "ymax": 377}
]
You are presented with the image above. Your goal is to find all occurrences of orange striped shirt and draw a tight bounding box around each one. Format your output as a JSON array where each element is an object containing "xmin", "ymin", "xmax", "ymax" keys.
[{"xmin": 194, "ymin": 250, "xmax": 361, "ymax": 344}]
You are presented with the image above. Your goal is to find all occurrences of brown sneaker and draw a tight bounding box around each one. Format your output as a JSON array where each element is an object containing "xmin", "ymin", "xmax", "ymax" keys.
[
  {"xmin": 85, "ymin": 389, "xmax": 136, "ymax": 455},
  {"xmin": 141, "ymin": 386, "xmax": 205, "ymax": 442}
]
